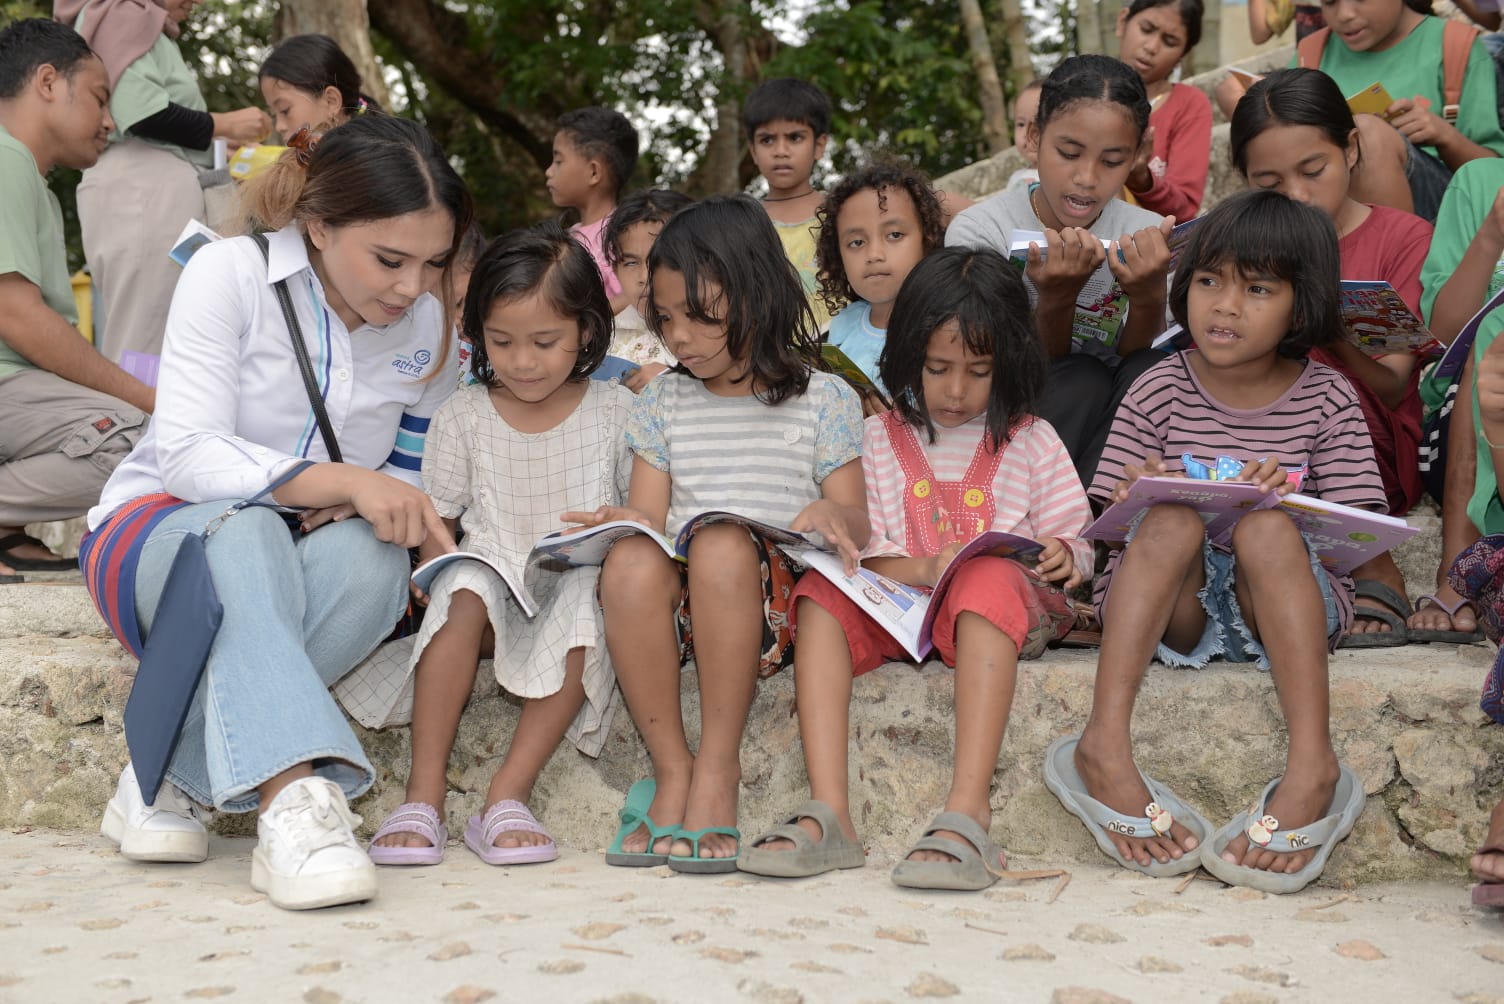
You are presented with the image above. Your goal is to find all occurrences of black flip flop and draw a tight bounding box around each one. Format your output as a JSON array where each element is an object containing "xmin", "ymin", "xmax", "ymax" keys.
[
  {"xmin": 0, "ymin": 572, "xmax": 23, "ymax": 584},
  {"xmin": 0, "ymin": 533, "xmax": 78, "ymax": 571},
  {"xmin": 1337, "ymin": 579, "xmax": 1411, "ymax": 648}
]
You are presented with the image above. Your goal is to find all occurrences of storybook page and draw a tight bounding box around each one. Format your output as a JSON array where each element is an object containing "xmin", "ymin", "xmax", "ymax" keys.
[{"xmin": 411, "ymin": 552, "xmax": 537, "ymax": 617}]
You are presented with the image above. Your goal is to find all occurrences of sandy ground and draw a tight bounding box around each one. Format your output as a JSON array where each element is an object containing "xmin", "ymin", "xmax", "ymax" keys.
[{"xmin": 1, "ymin": 828, "xmax": 1501, "ymax": 1003}]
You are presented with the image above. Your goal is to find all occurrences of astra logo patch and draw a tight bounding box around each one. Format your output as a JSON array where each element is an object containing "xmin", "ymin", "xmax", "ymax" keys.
[{"xmin": 391, "ymin": 350, "xmax": 429, "ymax": 377}]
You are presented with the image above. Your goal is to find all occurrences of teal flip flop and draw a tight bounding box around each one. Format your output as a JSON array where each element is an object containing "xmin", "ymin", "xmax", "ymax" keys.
[
  {"xmin": 604, "ymin": 779, "xmax": 680, "ymax": 867},
  {"xmin": 667, "ymin": 826, "xmax": 741, "ymax": 874}
]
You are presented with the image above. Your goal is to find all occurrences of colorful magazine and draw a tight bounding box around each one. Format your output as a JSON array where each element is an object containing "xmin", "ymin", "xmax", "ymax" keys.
[
  {"xmin": 1433, "ymin": 285, "xmax": 1504, "ymax": 381},
  {"xmin": 1339, "ymin": 280, "xmax": 1440, "ymax": 357},
  {"xmin": 410, "ymin": 551, "xmax": 537, "ymax": 617},
  {"xmin": 793, "ymin": 531, "xmax": 1049, "ymax": 661},
  {"xmin": 527, "ymin": 511, "xmax": 812, "ymax": 571},
  {"xmin": 1085, "ymin": 476, "xmax": 1417, "ymax": 575}
]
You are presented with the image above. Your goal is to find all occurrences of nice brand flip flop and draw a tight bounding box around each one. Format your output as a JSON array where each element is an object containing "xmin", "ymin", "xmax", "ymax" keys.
[
  {"xmin": 738, "ymin": 799, "xmax": 865, "ymax": 878},
  {"xmin": 367, "ymin": 802, "xmax": 447, "ymax": 866},
  {"xmin": 1199, "ymin": 765, "xmax": 1365, "ymax": 895},
  {"xmin": 462, "ymin": 799, "xmax": 558, "ymax": 866},
  {"xmin": 1043, "ymin": 734, "xmax": 1212, "ymax": 878}
]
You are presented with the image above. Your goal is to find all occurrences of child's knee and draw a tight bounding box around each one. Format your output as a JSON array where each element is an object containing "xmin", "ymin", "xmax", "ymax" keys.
[
  {"xmin": 1231, "ymin": 509, "xmax": 1304, "ymax": 567},
  {"xmin": 1354, "ymin": 113, "xmax": 1407, "ymax": 169},
  {"xmin": 1135, "ymin": 503, "xmax": 1206, "ymax": 548},
  {"xmin": 685, "ymin": 523, "xmax": 759, "ymax": 570},
  {"xmin": 600, "ymin": 537, "xmax": 679, "ymax": 606}
]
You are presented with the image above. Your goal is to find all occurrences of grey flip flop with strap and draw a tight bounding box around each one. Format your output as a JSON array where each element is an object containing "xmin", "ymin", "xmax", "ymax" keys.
[
  {"xmin": 1043, "ymin": 734, "xmax": 1212, "ymax": 877},
  {"xmin": 737, "ymin": 799, "xmax": 866, "ymax": 878},
  {"xmin": 1408, "ymin": 593, "xmax": 1486, "ymax": 645},
  {"xmin": 1199, "ymin": 765, "xmax": 1365, "ymax": 895},
  {"xmin": 890, "ymin": 811, "xmax": 1004, "ymax": 891}
]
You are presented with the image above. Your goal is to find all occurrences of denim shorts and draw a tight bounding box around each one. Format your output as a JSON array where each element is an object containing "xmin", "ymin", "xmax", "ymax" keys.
[
  {"xmin": 1155, "ymin": 541, "xmax": 1340, "ymax": 671},
  {"xmin": 1404, "ymin": 139, "xmax": 1453, "ymax": 224}
]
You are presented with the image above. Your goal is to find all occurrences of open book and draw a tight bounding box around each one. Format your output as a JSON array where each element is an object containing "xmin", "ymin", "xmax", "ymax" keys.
[
  {"xmin": 1433, "ymin": 284, "xmax": 1504, "ymax": 381},
  {"xmin": 168, "ymin": 219, "xmax": 222, "ymax": 267},
  {"xmin": 1086, "ymin": 476, "xmax": 1417, "ymax": 575},
  {"xmin": 1011, "ymin": 218, "xmax": 1198, "ymax": 351},
  {"xmin": 1339, "ymin": 280, "xmax": 1440, "ymax": 357},
  {"xmin": 410, "ymin": 552, "xmax": 538, "ymax": 617},
  {"xmin": 527, "ymin": 511, "xmax": 813, "ymax": 572},
  {"xmin": 793, "ymin": 531, "xmax": 1048, "ymax": 661}
]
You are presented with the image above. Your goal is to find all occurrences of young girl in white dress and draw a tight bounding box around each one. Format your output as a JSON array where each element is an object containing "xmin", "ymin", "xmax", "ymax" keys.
[{"xmin": 346, "ymin": 222, "xmax": 633, "ymax": 866}]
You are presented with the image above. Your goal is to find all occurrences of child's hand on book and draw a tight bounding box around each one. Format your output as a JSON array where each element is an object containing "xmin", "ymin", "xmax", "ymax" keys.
[
  {"xmin": 922, "ymin": 542, "xmax": 965, "ymax": 588},
  {"xmin": 1035, "ymin": 537, "xmax": 1081, "ymax": 588},
  {"xmin": 792, "ymin": 500, "xmax": 863, "ymax": 575},
  {"xmin": 1112, "ymin": 452, "xmax": 1175, "ymax": 501},
  {"xmin": 1125, "ymin": 126, "xmax": 1157, "ymax": 195},
  {"xmin": 1108, "ymin": 217, "xmax": 1174, "ymax": 302},
  {"xmin": 560, "ymin": 506, "xmax": 654, "ymax": 529},
  {"xmin": 1026, "ymin": 227, "xmax": 1106, "ymax": 297},
  {"xmin": 1228, "ymin": 456, "xmax": 1293, "ymax": 496},
  {"xmin": 1385, "ymin": 97, "xmax": 1448, "ymax": 149}
]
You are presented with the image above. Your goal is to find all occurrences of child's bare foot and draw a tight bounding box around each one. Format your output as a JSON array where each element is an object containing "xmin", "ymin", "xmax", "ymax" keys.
[
  {"xmin": 1409, "ymin": 585, "xmax": 1479, "ymax": 634},
  {"xmin": 755, "ymin": 800, "xmax": 858, "ymax": 852},
  {"xmin": 373, "ymin": 786, "xmax": 445, "ymax": 850},
  {"xmin": 481, "ymin": 780, "xmax": 550, "ymax": 849},
  {"xmin": 1075, "ymin": 729, "xmax": 1200, "ymax": 866},
  {"xmin": 670, "ymin": 758, "xmax": 741, "ymax": 860},
  {"xmin": 1472, "ymin": 798, "xmax": 1504, "ymax": 884},
  {"xmin": 619, "ymin": 759, "xmax": 691, "ymax": 856},
  {"xmin": 904, "ymin": 799, "xmax": 1002, "ymax": 867},
  {"xmin": 1219, "ymin": 753, "xmax": 1341, "ymax": 873}
]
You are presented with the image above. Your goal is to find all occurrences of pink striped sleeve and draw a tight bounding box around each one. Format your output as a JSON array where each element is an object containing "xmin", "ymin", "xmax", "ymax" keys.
[
  {"xmin": 1022, "ymin": 422, "xmax": 1094, "ymax": 574},
  {"xmin": 861, "ymin": 417, "xmax": 907, "ymax": 558}
]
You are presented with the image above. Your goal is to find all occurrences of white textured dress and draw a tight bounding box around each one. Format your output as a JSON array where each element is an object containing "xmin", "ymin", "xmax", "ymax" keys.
[{"xmin": 334, "ymin": 380, "xmax": 634, "ymax": 756}]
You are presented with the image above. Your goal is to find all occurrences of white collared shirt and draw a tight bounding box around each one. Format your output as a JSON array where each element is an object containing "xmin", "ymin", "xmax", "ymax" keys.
[{"xmin": 89, "ymin": 225, "xmax": 455, "ymax": 528}]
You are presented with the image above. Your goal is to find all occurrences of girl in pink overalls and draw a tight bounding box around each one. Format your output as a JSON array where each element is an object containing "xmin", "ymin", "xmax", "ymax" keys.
[{"xmin": 737, "ymin": 247, "xmax": 1093, "ymax": 891}]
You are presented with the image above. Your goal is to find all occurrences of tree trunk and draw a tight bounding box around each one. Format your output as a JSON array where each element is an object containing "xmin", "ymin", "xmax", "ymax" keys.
[
  {"xmin": 685, "ymin": 1, "xmax": 781, "ymax": 196},
  {"xmin": 959, "ymin": 0, "xmax": 1008, "ymax": 155},
  {"xmin": 273, "ymin": 0, "xmax": 391, "ymax": 110},
  {"xmin": 1075, "ymin": 0, "xmax": 1102, "ymax": 53},
  {"xmin": 998, "ymin": 0, "xmax": 1034, "ymax": 111}
]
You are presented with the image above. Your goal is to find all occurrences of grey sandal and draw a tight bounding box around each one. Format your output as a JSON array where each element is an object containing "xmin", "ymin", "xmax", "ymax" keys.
[
  {"xmin": 890, "ymin": 811, "xmax": 1004, "ymax": 891},
  {"xmin": 737, "ymin": 799, "xmax": 865, "ymax": 878}
]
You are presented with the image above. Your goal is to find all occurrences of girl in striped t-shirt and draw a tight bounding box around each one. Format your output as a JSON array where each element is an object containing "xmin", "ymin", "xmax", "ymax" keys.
[
  {"xmin": 590, "ymin": 196, "xmax": 869, "ymax": 873},
  {"xmin": 1049, "ymin": 191, "xmax": 1385, "ymax": 894},
  {"xmin": 738, "ymin": 247, "xmax": 1090, "ymax": 891}
]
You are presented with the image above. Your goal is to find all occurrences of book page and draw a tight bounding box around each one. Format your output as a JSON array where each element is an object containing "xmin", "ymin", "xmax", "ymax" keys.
[{"xmin": 411, "ymin": 552, "xmax": 538, "ymax": 617}]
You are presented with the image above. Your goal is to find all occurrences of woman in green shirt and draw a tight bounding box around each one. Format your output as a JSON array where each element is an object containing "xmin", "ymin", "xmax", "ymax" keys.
[{"xmin": 56, "ymin": 0, "xmax": 269, "ymax": 364}]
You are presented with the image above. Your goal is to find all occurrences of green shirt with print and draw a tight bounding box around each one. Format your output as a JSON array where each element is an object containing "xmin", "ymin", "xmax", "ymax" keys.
[
  {"xmin": 1305, "ymin": 15, "xmax": 1504, "ymax": 160},
  {"xmin": 0, "ymin": 124, "xmax": 78, "ymax": 379}
]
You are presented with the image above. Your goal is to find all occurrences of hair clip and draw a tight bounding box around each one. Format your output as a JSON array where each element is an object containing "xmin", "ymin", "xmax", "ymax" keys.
[
  {"xmin": 356, "ymin": 97, "xmax": 369, "ymax": 116},
  {"xmin": 285, "ymin": 125, "xmax": 323, "ymax": 165}
]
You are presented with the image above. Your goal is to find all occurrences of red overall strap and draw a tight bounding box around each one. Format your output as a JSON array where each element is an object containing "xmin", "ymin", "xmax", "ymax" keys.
[{"xmin": 882, "ymin": 411, "xmax": 1007, "ymax": 555}]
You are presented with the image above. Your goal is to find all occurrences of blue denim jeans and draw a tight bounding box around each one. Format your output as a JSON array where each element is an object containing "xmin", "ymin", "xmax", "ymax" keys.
[{"xmin": 133, "ymin": 504, "xmax": 409, "ymax": 812}]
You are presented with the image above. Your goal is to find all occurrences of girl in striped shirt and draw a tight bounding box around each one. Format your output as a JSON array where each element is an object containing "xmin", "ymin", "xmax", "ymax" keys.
[
  {"xmin": 739, "ymin": 247, "xmax": 1090, "ymax": 891},
  {"xmin": 1050, "ymin": 191, "xmax": 1384, "ymax": 894},
  {"xmin": 591, "ymin": 196, "xmax": 869, "ymax": 873}
]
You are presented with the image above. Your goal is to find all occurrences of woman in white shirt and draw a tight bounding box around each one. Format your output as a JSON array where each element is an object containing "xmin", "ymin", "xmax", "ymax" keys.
[{"xmin": 80, "ymin": 115, "xmax": 472, "ymax": 911}]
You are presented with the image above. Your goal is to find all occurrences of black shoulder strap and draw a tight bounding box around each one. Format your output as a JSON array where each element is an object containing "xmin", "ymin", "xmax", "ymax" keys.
[{"xmin": 251, "ymin": 232, "xmax": 343, "ymax": 463}]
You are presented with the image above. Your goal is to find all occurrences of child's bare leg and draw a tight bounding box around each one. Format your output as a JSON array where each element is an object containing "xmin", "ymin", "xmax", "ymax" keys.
[
  {"xmin": 375, "ymin": 590, "xmax": 489, "ymax": 849},
  {"xmin": 1348, "ymin": 115, "xmax": 1415, "ymax": 215},
  {"xmin": 600, "ymin": 538, "xmax": 692, "ymax": 855},
  {"xmin": 481, "ymin": 647, "xmax": 587, "ymax": 848},
  {"xmin": 908, "ymin": 611, "xmax": 1016, "ymax": 866},
  {"xmin": 672, "ymin": 525, "xmax": 766, "ymax": 860},
  {"xmin": 1221, "ymin": 510, "xmax": 1341, "ymax": 873},
  {"xmin": 1412, "ymin": 358, "xmax": 1482, "ymax": 634},
  {"xmin": 1076, "ymin": 505, "xmax": 1209, "ymax": 865},
  {"xmin": 758, "ymin": 598, "xmax": 860, "ymax": 852},
  {"xmin": 1346, "ymin": 552, "xmax": 1408, "ymax": 635}
]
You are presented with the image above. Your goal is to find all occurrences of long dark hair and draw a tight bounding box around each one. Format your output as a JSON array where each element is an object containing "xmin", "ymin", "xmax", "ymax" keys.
[
  {"xmin": 1230, "ymin": 67, "xmax": 1356, "ymax": 176},
  {"xmin": 879, "ymin": 247, "xmax": 1045, "ymax": 449},
  {"xmin": 463, "ymin": 221, "xmax": 612, "ymax": 387},
  {"xmin": 1169, "ymin": 190, "xmax": 1341, "ymax": 359},
  {"xmin": 646, "ymin": 195, "xmax": 819, "ymax": 405}
]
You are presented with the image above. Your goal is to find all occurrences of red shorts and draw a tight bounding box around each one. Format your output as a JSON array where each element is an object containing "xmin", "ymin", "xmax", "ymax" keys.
[{"xmin": 790, "ymin": 556, "xmax": 1072, "ymax": 676}]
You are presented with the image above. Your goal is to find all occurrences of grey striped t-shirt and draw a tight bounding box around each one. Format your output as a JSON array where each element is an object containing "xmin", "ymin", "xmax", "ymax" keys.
[{"xmin": 626, "ymin": 371, "xmax": 864, "ymax": 537}]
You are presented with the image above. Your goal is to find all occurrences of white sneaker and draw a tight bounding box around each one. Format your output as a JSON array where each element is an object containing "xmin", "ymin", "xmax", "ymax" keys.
[
  {"xmin": 251, "ymin": 777, "xmax": 377, "ymax": 910},
  {"xmin": 100, "ymin": 764, "xmax": 209, "ymax": 863}
]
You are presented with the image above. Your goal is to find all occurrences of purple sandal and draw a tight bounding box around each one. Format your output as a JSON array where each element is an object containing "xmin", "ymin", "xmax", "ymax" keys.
[
  {"xmin": 463, "ymin": 799, "xmax": 558, "ymax": 866},
  {"xmin": 368, "ymin": 802, "xmax": 447, "ymax": 866}
]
